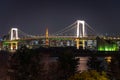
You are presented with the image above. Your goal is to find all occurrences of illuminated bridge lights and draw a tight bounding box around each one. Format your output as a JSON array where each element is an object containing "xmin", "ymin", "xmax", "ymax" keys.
[
  {"xmin": 49, "ymin": 38, "xmax": 73, "ymax": 40},
  {"xmin": 3, "ymin": 41, "xmax": 18, "ymax": 50}
]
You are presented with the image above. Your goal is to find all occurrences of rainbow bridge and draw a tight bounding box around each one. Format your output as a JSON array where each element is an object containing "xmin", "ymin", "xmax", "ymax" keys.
[{"xmin": 1, "ymin": 20, "xmax": 120, "ymax": 52}]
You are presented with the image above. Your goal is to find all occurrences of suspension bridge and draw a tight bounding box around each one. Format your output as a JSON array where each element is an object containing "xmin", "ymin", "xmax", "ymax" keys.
[{"xmin": 1, "ymin": 20, "xmax": 120, "ymax": 51}]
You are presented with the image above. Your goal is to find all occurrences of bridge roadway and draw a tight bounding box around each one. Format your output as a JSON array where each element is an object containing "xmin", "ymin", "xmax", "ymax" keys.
[
  {"xmin": 14, "ymin": 35, "xmax": 97, "ymax": 41},
  {"xmin": 13, "ymin": 35, "xmax": 120, "ymax": 41},
  {"xmin": 2, "ymin": 35, "xmax": 120, "ymax": 51},
  {"xmin": 1, "ymin": 35, "xmax": 97, "ymax": 51}
]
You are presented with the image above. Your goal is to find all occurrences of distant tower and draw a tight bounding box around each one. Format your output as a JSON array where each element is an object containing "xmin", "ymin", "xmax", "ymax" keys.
[
  {"xmin": 45, "ymin": 28, "xmax": 49, "ymax": 46},
  {"xmin": 10, "ymin": 28, "xmax": 19, "ymax": 40}
]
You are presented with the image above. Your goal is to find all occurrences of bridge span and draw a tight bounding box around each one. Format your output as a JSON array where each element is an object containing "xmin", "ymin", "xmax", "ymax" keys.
[{"xmin": 0, "ymin": 20, "xmax": 120, "ymax": 52}]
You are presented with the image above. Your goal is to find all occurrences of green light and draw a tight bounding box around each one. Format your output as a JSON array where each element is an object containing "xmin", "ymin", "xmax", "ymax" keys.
[
  {"xmin": 3, "ymin": 42, "xmax": 9, "ymax": 46},
  {"xmin": 98, "ymin": 46, "xmax": 104, "ymax": 51},
  {"xmin": 98, "ymin": 43, "xmax": 119, "ymax": 51}
]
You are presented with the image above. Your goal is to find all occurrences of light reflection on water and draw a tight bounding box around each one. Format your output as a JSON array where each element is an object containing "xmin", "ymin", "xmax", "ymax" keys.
[{"xmin": 77, "ymin": 56, "xmax": 110, "ymax": 72}]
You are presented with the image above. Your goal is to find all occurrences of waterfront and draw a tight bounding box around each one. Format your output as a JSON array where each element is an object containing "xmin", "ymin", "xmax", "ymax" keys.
[{"xmin": 0, "ymin": 47, "xmax": 120, "ymax": 80}]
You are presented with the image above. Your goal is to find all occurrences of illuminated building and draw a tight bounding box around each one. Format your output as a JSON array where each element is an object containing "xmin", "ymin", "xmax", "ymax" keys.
[{"xmin": 97, "ymin": 37, "xmax": 119, "ymax": 51}]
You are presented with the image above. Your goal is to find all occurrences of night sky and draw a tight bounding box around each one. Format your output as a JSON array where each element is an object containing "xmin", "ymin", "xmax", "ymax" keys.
[{"xmin": 0, "ymin": 0, "xmax": 120, "ymax": 36}]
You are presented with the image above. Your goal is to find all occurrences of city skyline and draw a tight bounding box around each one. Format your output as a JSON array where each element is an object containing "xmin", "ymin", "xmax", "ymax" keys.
[{"xmin": 0, "ymin": 0, "xmax": 120, "ymax": 36}]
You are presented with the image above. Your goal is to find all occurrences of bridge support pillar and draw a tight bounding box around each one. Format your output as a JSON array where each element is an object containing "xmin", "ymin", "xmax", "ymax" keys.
[
  {"xmin": 75, "ymin": 38, "xmax": 86, "ymax": 49},
  {"xmin": 76, "ymin": 38, "xmax": 80, "ymax": 49},
  {"xmin": 82, "ymin": 40, "xmax": 85, "ymax": 49},
  {"xmin": 3, "ymin": 41, "xmax": 18, "ymax": 51},
  {"xmin": 10, "ymin": 42, "xmax": 18, "ymax": 50}
]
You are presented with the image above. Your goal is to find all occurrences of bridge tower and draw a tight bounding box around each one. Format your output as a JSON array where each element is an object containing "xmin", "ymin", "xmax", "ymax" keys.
[
  {"xmin": 45, "ymin": 28, "xmax": 49, "ymax": 46},
  {"xmin": 76, "ymin": 20, "xmax": 86, "ymax": 49},
  {"xmin": 10, "ymin": 28, "xmax": 19, "ymax": 40},
  {"xmin": 76, "ymin": 20, "xmax": 86, "ymax": 38},
  {"xmin": 9, "ymin": 28, "xmax": 19, "ymax": 51}
]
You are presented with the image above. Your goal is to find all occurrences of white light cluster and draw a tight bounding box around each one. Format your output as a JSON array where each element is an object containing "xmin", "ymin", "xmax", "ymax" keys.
[
  {"xmin": 76, "ymin": 20, "xmax": 85, "ymax": 38},
  {"xmin": 10, "ymin": 28, "xmax": 19, "ymax": 40}
]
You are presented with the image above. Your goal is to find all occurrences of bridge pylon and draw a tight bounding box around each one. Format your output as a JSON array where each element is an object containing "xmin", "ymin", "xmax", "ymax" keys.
[
  {"xmin": 10, "ymin": 28, "xmax": 19, "ymax": 40},
  {"xmin": 76, "ymin": 20, "xmax": 86, "ymax": 49},
  {"xmin": 75, "ymin": 38, "xmax": 86, "ymax": 49},
  {"xmin": 76, "ymin": 20, "xmax": 86, "ymax": 38},
  {"xmin": 76, "ymin": 38, "xmax": 80, "ymax": 49}
]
